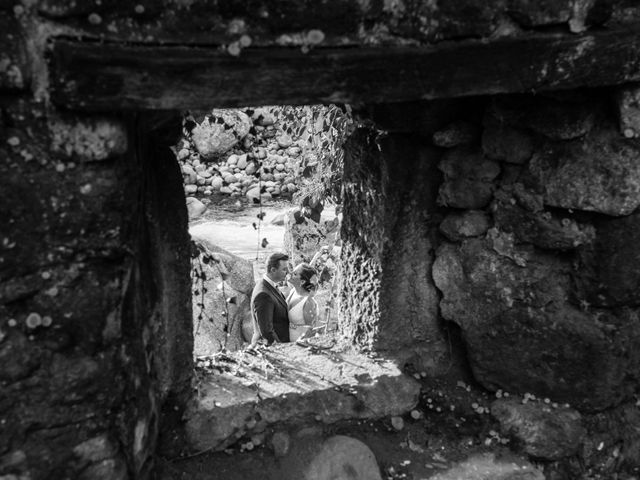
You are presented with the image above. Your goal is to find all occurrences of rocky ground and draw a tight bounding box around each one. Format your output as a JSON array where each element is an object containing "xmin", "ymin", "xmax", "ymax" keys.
[{"xmin": 157, "ymin": 363, "xmax": 629, "ymax": 480}]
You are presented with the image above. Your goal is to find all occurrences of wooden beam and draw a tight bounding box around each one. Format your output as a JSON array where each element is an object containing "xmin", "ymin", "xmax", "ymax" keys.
[{"xmin": 50, "ymin": 25, "xmax": 640, "ymax": 110}]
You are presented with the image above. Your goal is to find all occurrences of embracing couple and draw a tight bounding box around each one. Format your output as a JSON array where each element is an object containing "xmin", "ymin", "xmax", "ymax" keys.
[{"xmin": 249, "ymin": 252, "xmax": 319, "ymax": 346}]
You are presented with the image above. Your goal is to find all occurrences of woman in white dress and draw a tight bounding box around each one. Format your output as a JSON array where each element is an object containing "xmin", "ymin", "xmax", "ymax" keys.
[{"xmin": 286, "ymin": 263, "xmax": 319, "ymax": 342}]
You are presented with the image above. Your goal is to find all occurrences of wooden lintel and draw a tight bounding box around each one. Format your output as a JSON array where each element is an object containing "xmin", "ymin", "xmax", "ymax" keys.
[{"xmin": 50, "ymin": 25, "xmax": 640, "ymax": 111}]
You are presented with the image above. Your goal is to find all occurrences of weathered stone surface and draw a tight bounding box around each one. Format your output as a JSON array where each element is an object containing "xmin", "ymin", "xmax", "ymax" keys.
[
  {"xmin": 0, "ymin": 329, "xmax": 41, "ymax": 382},
  {"xmin": 437, "ymin": 147, "xmax": 500, "ymax": 208},
  {"xmin": 439, "ymin": 210, "xmax": 490, "ymax": 242},
  {"xmin": 492, "ymin": 187, "xmax": 596, "ymax": 250},
  {"xmin": 525, "ymin": 126, "xmax": 640, "ymax": 216},
  {"xmin": 0, "ymin": 17, "xmax": 28, "ymax": 90},
  {"xmin": 616, "ymin": 83, "xmax": 640, "ymax": 138},
  {"xmin": 187, "ymin": 236, "xmax": 253, "ymax": 354},
  {"xmin": 482, "ymin": 122, "xmax": 533, "ymax": 164},
  {"xmin": 583, "ymin": 401, "xmax": 640, "ymax": 471},
  {"xmin": 191, "ymin": 110, "xmax": 251, "ymax": 159},
  {"xmin": 432, "ymin": 121, "xmax": 479, "ymax": 147},
  {"xmin": 491, "ymin": 398, "xmax": 586, "ymax": 460},
  {"xmin": 487, "ymin": 95, "xmax": 597, "ymax": 140},
  {"xmin": 432, "ymin": 237, "xmax": 640, "ymax": 410},
  {"xmin": 574, "ymin": 209, "xmax": 640, "ymax": 307},
  {"xmin": 49, "ymin": 115, "xmax": 128, "ymax": 161},
  {"xmin": 507, "ymin": 0, "xmax": 572, "ymax": 27},
  {"xmin": 185, "ymin": 197, "xmax": 206, "ymax": 219},
  {"xmin": 430, "ymin": 452, "xmax": 544, "ymax": 480},
  {"xmin": 283, "ymin": 435, "xmax": 382, "ymax": 480},
  {"xmin": 184, "ymin": 343, "xmax": 420, "ymax": 451}
]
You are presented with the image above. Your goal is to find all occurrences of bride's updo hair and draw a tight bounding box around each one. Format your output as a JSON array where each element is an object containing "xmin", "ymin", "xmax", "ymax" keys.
[{"xmin": 297, "ymin": 263, "xmax": 318, "ymax": 293}]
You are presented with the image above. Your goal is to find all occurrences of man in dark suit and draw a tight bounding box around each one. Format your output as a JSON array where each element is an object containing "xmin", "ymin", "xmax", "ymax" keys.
[{"xmin": 250, "ymin": 252, "xmax": 290, "ymax": 346}]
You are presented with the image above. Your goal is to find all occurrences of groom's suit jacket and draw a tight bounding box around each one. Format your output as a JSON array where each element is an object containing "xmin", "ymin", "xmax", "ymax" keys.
[{"xmin": 250, "ymin": 279, "xmax": 290, "ymax": 345}]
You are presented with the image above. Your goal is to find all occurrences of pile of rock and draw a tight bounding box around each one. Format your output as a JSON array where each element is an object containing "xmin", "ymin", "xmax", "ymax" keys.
[{"xmin": 177, "ymin": 107, "xmax": 304, "ymax": 201}]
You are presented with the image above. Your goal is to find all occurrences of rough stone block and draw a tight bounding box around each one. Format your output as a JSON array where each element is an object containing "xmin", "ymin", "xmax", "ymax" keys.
[
  {"xmin": 575, "ymin": 209, "xmax": 640, "ymax": 307},
  {"xmin": 184, "ymin": 343, "xmax": 420, "ymax": 452},
  {"xmin": 440, "ymin": 210, "xmax": 491, "ymax": 241},
  {"xmin": 433, "ymin": 238, "xmax": 640, "ymax": 411},
  {"xmin": 482, "ymin": 123, "xmax": 533, "ymax": 164},
  {"xmin": 492, "ymin": 187, "xmax": 596, "ymax": 250},
  {"xmin": 191, "ymin": 109, "xmax": 251, "ymax": 160},
  {"xmin": 525, "ymin": 126, "xmax": 640, "ymax": 216},
  {"xmin": 49, "ymin": 114, "xmax": 128, "ymax": 161},
  {"xmin": 437, "ymin": 147, "xmax": 500, "ymax": 209},
  {"xmin": 486, "ymin": 95, "xmax": 596, "ymax": 140},
  {"xmin": 0, "ymin": 17, "xmax": 29, "ymax": 91},
  {"xmin": 507, "ymin": 0, "xmax": 573, "ymax": 27},
  {"xmin": 491, "ymin": 398, "xmax": 586, "ymax": 460},
  {"xmin": 429, "ymin": 452, "xmax": 544, "ymax": 480}
]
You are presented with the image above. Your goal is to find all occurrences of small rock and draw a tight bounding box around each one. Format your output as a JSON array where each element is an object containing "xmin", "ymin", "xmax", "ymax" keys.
[
  {"xmin": 209, "ymin": 176, "xmax": 223, "ymax": 190},
  {"xmin": 271, "ymin": 431, "xmax": 290, "ymax": 457},
  {"xmin": 391, "ymin": 416, "xmax": 404, "ymax": 431},
  {"xmin": 186, "ymin": 197, "xmax": 207, "ymax": 219},
  {"xmin": 491, "ymin": 398, "xmax": 586, "ymax": 460},
  {"xmin": 245, "ymin": 162, "xmax": 257, "ymax": 175},
  {"xmin": 277, "ymin": 134, "xmax": 293, "ymax": 148},
  {"xmin": 440, "ymin": 210, "xmax": 490, "ymax": 242},
  {"xmin": 303, "ymin": 436, "xmax": 382, "ymax": 480},
  {"xmin": 177, "ymin": 149, "xmax": 190, "ymax": 161},
  {"xmin": 236, "ymin": 154, "xmax": 248, "ymax": 169}
]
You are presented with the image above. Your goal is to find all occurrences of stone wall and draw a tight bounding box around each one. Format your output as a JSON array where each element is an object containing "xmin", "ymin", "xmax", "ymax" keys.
[
  {"xmin": 340, "ymin": 88, "xmax": 640, "ymax": 413},
  {"xmin": 0, "ymin": 82, "xmax": 191, "ymax": 480},
  {"xmin": 4, "ymin": 0, "xmax": 640, "ymax": 478}
]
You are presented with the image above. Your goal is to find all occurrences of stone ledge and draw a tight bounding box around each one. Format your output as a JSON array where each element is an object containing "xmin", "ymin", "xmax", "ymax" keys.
[{"xmin": 184, "ymin": 342, "xmax": 420, "ymax": 452}]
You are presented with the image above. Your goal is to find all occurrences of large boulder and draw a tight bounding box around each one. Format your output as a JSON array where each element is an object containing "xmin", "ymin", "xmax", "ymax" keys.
[
  {"xmin": 432, "ymin": 235, "xmax": 640, "ymax": 411},
  {"xmin": 188, "ymin": 237, "xmax": 254, "ymax": 355},
  {"xmin": 524, "ymin": 126, "xmax": 640, "ymax": 216},
  {"xmin": 491, "ymin": 398, "xmax": 586, "ymax": 460},
  {"xmin": 191, "ymin": 109, "xmax": 252, "ymax": 159}
]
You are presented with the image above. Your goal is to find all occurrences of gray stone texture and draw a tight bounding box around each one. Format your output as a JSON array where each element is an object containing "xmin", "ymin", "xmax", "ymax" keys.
[
  {"xmin": 284, "ymin": 434, "xmax": 383, "ymax": 480},
  {"xmin": 574, "ymin": 209, "xmax": 640, "ymax": 307},
  {"xmin": 492, "ymin": 185, "xmax": 596, "ymax": 250},
  {"xmin": 191, "ymin": 109, "xmax": 252, "ymax": 159},
  {"xmin": 187, "ymin": 238, "xmax": 254, "ymax": 354},
  {"xmin": 616, "ymin": 84, "xmax": 640, "ymax": 138},
  {"xmin": 433, "ymin": 237, "xmax": 640, "ymax": 411},
  {"xmin": 439, "ymin": 210, "xmax": 491, "ymax": 242},
  {"xmin": 432, "ymin": 121, "xmax": 480, "ymax": 147},
  {"xmin": 491, "ymin": 398, "xmax": 586, "ymax": 460},
  {"xmin": 525, "ymin": 126, "xmax": 640, "ymax": 216},
  {"xmin": 341, "ymin": 127, "xmax": 448, "ymax": 372},
  {"xmin": 430, "ymin": 452, "xmax": 544, "ymax": 480},
  {"xmin": 486, "ymin": 94, "xmax": 597, "ymax": 140},
  {"xmin": 437, "ymin": 146, "xmax": 500, "ymax": 209},
  {"xmin": 482, "ymin": 122, "xmax": 533, "ymax": 164},
  {"xmin": 185, "ymin": 344, "xmax": 420, "ymax": 452},
  {"xmin": 0, "ymin": 17, "xmax": 28, "ymax": 90}
]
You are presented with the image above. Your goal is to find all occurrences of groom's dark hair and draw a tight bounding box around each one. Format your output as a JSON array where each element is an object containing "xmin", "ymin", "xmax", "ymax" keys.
[{"xmin": 266, "ymin": 252, "xmax": 289, "ymax": 272}]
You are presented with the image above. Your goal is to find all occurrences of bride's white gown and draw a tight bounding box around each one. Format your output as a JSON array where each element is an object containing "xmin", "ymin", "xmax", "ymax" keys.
[{"xmin": 287, "ymin": 290, "xmax": 312, "ymax": 341}]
